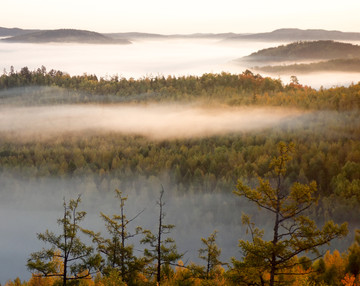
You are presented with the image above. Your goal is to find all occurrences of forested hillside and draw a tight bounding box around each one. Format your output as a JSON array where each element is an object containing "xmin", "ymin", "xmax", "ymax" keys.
[
  {"xmin": 1, "ymin": 29, "xmax": 131, "ymax": 44},
  {"xmin": 1, "ymin": 67, "xmax": 360, "ymax": 285},
  {"xmin": 240, "ymin": 40, "xmax": 360, "ymax": 63},
  {"xmin": 256, "ymin": 58, "xmax": 360, "ymax": 74}
]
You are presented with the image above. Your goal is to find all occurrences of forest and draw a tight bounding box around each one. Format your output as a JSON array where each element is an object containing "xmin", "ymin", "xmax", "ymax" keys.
[
  {"xmin": 1, "ymin": 67, "xmax": 360, "ymax": 285},
  {"xmin": 255, "ymin": 58, "xmax": 360, "ymax": 74},
  {"xmin": 240, "ymin": 41, "xmax": 360, "ymax": 63}
]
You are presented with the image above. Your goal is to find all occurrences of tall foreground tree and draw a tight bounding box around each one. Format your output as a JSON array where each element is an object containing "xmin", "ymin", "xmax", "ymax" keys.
[
  {"xmin": 233, "ymin": 142, "xmax": 348, "ymax": 286},
  {"xmin": 141, "ymin": 187, "xmax": 183, "ymax": 284},
  {"xmin": 83, "ymin": 189, "xmax": 145, "ymax": 285},
  {"xmin": 27, "ymin": 196, "xmax": 102, "ymax": 286}
]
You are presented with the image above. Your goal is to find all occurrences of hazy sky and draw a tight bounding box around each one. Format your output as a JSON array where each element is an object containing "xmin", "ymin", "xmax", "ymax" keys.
[{"xmin": 2, "ymin": 0, "xmax": 360, "ymax": 34}]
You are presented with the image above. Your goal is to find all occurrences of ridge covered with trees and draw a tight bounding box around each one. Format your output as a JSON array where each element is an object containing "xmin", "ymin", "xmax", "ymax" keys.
[
  {"xmin": 1, "ymin": 29, "xmax": 131, "ymax": 44},
  {"xmin": 239, "ymin": 40, "xmax": 360, "ymax": 63},
  {"xmin": 255, "ymin": 58, "xmax": 360, "ymax": 74}
]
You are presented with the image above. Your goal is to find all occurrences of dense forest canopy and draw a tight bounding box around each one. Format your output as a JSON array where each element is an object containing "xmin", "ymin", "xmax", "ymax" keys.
[{"xmin": 1, "ymin": 66, "xmax": 359, "ymax": 109}]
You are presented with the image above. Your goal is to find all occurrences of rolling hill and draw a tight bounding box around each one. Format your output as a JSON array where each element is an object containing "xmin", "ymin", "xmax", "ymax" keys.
[
  {"xmin": 225, "ymin": 28, "xmax": 360, "ymax": 42},
  {"xmin": 2, "ymin": 27, "xmax": 360, "ymax": 42},
  {"xmin": 254, "ymin": 58, "xmax": 360, "ymax": 74},
  {"xmin": 2, "ymin": 29, "xmax": 131, "ymax": 44},
  {"xmin": 0, "ymin": 27, "xmax": 39, "ymax": 37},
  {"xmin": 239, "ymin": 40, "xmax": 360, "ymax": 63}
]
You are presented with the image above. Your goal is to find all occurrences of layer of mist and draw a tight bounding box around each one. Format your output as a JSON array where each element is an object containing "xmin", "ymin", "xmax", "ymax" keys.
[
  {"xmin": 0, "ymin": 171, "xmax": 352, "ymax": 284},
  {"xmin": 0, "ymin": 39, "xmax": 261, "ymax": 79},
  {"xmin": 0, "ymin": 174, "xmax": 253, "ymax": 283},
  {"xmin": 0, "ymin": 104, "xmax": 304, "ymax": 140},
  {"xmin": 1, "ymin": 39, "xmax": 358, "ymax": 88}
]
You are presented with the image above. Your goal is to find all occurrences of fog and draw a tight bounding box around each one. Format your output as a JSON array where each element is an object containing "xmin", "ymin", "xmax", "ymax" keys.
[
  {"xmin": 0, "ymin": 39, "xmax": 262, "ymax": 79},
  {"xmin": 0, "ymin": 173, "xmax": 268, "ymax": 284},
  {"xmin": 0, "ymin": 169, "xmax": 352, "ymax": 284},
  {"xmin": 1, "ymin": 38, "xmax": 359, "ymax": 88},
  {"xmin": 0, "ymin": 104, "xmax": 304, "ymax": 140}
]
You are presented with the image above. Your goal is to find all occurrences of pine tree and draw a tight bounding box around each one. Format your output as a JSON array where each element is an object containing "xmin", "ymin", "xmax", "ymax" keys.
[
  {"xmin": 233, "ymin": 142, "xmax": 348, "ymax": 286},
  {"xmin": 141, "ymin": 187, "xmax": 183, "ymax": 284},
  {"xmin": 27, "ymin": 196, "xmax": 102, "ymax": 286},
  {"xmin": 198, "ymin": 230, "xmax": 223, "ymax": 279},
  {"xmin": 83, "ymin": 189, "xmax": 145, "ymax": 285}
]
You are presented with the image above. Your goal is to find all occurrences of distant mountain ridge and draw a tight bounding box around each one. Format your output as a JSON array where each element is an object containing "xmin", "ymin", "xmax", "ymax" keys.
[
  {"xmin": 225, "ymin": 28, "xmax": 360, "ymax": 42},
  {"xmin": 106, "ymin": 32, "xmax": 239, "ymax": 40},
  {"xmin": 0, "ymin": 27, "xmax": 39, "ymax": 37},
  {"xmin": 1, "ymin": 27, "xmax": 360, "ymax": 43},
  {"xmin": 1, "ymin": 29, "xmax": 131, "ymax": 44},
  {"xmin": 239, "ymin": 40, "xmax": 360, "ymax": 63}
]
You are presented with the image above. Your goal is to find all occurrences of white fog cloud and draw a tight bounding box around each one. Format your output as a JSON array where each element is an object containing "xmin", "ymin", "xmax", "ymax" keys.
[{"xmin": 0, "ymin": 104, "xmax": 304, "ymax": 140}]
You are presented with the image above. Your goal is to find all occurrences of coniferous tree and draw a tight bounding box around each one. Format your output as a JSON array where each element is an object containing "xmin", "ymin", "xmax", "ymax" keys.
[
  {"xmin": 141, "ymin": 187, "xmax": 183, "ymax": 284},
  {"xmin": 233, "ymin": 142, "xmax": 348, "ymax": 286},
  {"xmin": 198, "ymin": 230, "xmax": 223, "ymax": 279},
  {"xmin": 27, "ymin": 196, "xmax": 102, "ymax": 286},
  {"xmin": 83, "ymin": 189, "xmax": 145, "ymax": 285}
]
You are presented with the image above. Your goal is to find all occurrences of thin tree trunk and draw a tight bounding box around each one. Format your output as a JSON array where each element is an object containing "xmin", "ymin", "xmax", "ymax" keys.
[
  {"xmin": 121, "ymin": 199, "xmax": 126, "ymax": 280},
  {"xmin": 157, "ymin": 190, "xmax": 164, "ymax": 284},
  {"xmin": 63, "ymin": 202, "xmax": 68, "ymax": 286},
  {"xmin": 270, "ymin": 170, "xmax": 282, "ymax": 286}
]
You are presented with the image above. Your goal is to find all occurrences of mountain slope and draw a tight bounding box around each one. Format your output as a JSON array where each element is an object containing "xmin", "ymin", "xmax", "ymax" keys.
[
  {"xmin": 239, "ymin": 40, "xmax": 360, "ymax": 63},
  {"xmin": 0, "ymin": 27, "xmax": 39, "ymax": 37},
  {"xmin": 2, "ymin": 29, "xmax": 131, "ymax": 44},
  {"xmin": 225, "ymin": 28, "xmax": 360, "ymax": 42},
  {"xmin": 255, "ymin": 58, "xmax": 360, "ymax": 74}
]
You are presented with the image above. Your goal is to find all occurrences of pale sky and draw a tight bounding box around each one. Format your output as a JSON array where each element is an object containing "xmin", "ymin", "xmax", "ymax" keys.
[{"xmin": 2, "ymin": 0, "xmax": 360, "ymax": 34}]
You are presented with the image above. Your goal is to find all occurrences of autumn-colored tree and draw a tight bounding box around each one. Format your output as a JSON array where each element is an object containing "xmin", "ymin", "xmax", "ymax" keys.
[
  {"xmin": 198, "ymin": 230, "xmax": 223, "ymax": 279},
  {"xmin": 233, "ymin": 142, "xmax": 348, "ymax": 286},
  {"xmin": 4, "ymin": 277, "xmax": 26, "ymax": 286},
  {"xmin": 344, "ymin": 229, "xmax": 360, "ymax": 283},
  {"xmin": 27, "ymin": 196, "xmax": 102, "ymax": 286}
]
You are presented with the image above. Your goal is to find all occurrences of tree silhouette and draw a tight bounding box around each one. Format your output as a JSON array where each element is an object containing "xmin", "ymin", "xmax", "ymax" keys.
[
  {"xmin": 83, "ymin": 189, "xmax": 145, "ymax": 285},
  {"xmin": 141, "ymin": 187, "xmax": 183, "ymax": 284},
  {"xmin": 27, "ymin": 196, "xmax": 101, "ymax": 286},
  {"xmin": 233, "ymin": 142, "xmax": 348, "ymax": 286}
]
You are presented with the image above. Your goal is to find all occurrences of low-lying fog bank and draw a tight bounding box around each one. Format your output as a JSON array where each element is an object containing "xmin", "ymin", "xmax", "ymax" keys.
[
  {"xmin": 0, "ymin": 172, "xmax": 353, "ymax": 284},
  {"xmin": 1, "ymin": 39, "xmax": 358, "ymax": 89},
  {"xmin": 0, "ymin": 174, "xmax": 252, "ymax": 283},
  {"xmin": 0, "ymin": 104, "xmax": 305, "ymax": 140}
]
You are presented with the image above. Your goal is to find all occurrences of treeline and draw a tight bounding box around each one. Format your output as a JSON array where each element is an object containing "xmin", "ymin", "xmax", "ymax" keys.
[
  {"xmin": 7, "ymin": 248, "xmax": 360, "ymax": 286},
  {"xmin": 256, "ymin": 58, "xmax": 360, "ymax": 74},
  {"xmin": 1, "ymin": 66, "xmax": 360, "ymax": 110}
]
